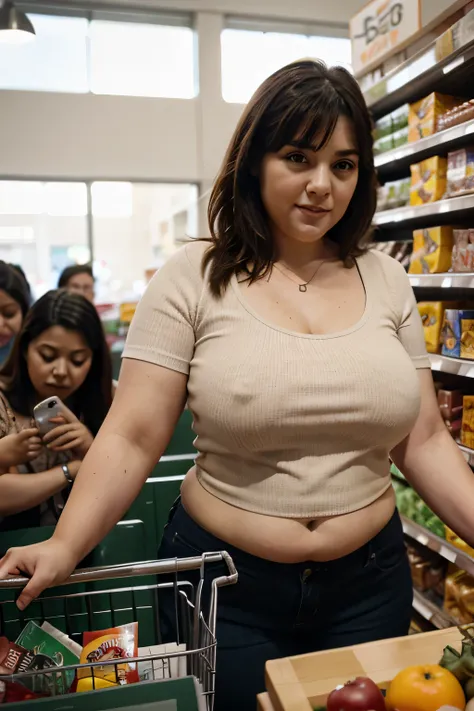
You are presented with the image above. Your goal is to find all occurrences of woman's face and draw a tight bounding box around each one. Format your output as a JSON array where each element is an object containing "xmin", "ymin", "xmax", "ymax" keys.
[
  {"xmin": 27, "ymin": 325, "xmax": 93, "ymax": 402},
  {"xmin": 260, "ymin": 115, "xmax": 360, "ymax": 251},
  {"xmin": 0, "ymin": 289, "xmax": 23, "ymax": 348},
  {"xmin": 66, "ymin": 272, "xmax": 95, "ymax": 303}
]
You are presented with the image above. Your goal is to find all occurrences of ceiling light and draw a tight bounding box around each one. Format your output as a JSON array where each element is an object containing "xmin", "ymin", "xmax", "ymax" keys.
[{"xmin": 0, "ymin": 1, "xmax": 36, "ymax": 44}]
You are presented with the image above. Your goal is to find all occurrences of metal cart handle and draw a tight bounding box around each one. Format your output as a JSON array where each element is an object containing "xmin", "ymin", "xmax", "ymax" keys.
[{"xmin": 0, "ymin": 551, "xmax": 238, "ymax": 589}]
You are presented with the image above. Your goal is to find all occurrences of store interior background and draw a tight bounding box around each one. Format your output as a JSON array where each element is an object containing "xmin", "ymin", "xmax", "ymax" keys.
[{"xmin": 0, "ymin": 0, "xmax": 456, "ymax": 304}]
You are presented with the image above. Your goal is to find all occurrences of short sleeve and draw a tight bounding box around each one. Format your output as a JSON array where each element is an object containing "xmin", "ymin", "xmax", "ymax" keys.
[
  {"xmin": 122, "ymin": 243, "xmax": 205, "ymax": 375},
  {"xmin": 380, "ymin": 253, "xmax": 431, "ymax": 369}
]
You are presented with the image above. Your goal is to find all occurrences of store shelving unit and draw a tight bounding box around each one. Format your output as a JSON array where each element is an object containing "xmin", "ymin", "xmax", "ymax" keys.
[
  {"xmin": 412, "ymin": 589, "xmax": 457, "ymax": 629},
  {"xmin": 369, "ymin": 8, "xmax": 474, "ymax": 626},
  {"xmin": 402, "ymin": 516, "xmax": 474, "ymax": 576}
]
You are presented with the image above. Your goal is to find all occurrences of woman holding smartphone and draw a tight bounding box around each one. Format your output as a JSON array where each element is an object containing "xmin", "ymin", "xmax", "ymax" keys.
[{"xmin": 0, "ymin": 289, "xmax": 112, "ymax": 530}]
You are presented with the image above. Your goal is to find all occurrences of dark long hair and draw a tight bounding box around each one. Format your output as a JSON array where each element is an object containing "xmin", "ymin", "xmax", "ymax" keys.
[
  {"xmin": 0, "ymin": 261, "xmax": 31, "ymax": 316},
  {"xmin": 204, "ymin": 59, "xmax": 377, "ymax": 296},
  {"xmin": 58, "ymin": 264, "xmax": 94, "ymax": 288},
  {"xmin": 1, "ymin": 290, "xmax": 112, "ymax": 435}
]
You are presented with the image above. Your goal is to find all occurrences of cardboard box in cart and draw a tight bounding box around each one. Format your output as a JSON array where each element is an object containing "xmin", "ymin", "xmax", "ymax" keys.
[{"xmin": 263, "ymin": 627, "xmax": 463, "ymax": 711}]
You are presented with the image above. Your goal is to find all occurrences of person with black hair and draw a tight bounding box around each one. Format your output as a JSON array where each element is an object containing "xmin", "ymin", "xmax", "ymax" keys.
[
  {"xmin": 0, "ymin": 261, "xmax": 31, "ymax": 366},
  {"xmin": 58, "ymin": 265, "xmax": 94, "ymax": 303},
  {"xmin": 0, "ymin": 289, "xmax": 112, "ymax": 530}
]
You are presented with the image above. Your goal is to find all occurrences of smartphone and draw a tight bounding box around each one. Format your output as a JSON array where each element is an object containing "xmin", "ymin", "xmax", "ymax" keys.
[{"xmin": 33, "ymin": 397, "xmax": 64, "ymax": 437}]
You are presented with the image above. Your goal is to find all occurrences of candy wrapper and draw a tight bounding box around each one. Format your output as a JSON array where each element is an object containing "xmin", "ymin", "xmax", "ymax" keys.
[
  {"xmin": 77, "ymin": 622, "xmax": 139, "ymax": 693},
  {"xmin": 0, "ymin": 636, "xmax": 58, "ymax": 696}
]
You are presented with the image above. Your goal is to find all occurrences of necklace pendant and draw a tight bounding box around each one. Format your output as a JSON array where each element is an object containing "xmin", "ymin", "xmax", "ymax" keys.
[{"xmin": 299, "ymin": 284, "xmax": 307, "ymax": 293}]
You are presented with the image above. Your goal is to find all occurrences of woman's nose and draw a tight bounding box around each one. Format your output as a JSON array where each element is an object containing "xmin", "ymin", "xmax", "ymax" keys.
[{"xmin": 306, "ymin": 165, "xmax": 331, "ymax": 197}]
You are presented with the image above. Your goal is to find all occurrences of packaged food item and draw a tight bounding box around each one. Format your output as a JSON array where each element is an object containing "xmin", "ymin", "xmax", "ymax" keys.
[
  {"xmin": 418, "ymin": 302, "xmax": 454, "ymax": 353},
  {"xmin": 435, "ymin": 8, "xmax": 474, "ymax": 62},
  {"xmin": 0, "ymin": 679, "xmax": 46, "ymax": 703},
  {"xmin": 410, "ymin": 156, "xmax": 447, "ymax": 205},
  {"xmin": 16, "ymin": 621, "xmax": 80, "ymax": 693},
  {"xmin": 408, "ymin": 547, "xmax": 445, "ymax": 593},
  {"xmin": 373, "ymin": 133, "xmax": 393, "ymax": 155},
  {"xmin": 392, "ymin": 126, "xmax": 409, "ymax": 149},
  {"xmin": 373, "ymin": 114, "xmax": 392, "ymax": 141},
  {"xmin": 445, "ymin": 526, "xmax": 474, "ymax": 558},
  {"xmin": 441, "ymin": 310, "xmax": 461, "ymax": 357},
  {"xmin": 409, "ymin": 226, "xmax": 453, "ymax": 274},
  {"xmin": 438, "ymin": 387, "xmax": 463, "ymax": 419},
  {"xmin": 391, "ymin": 104, "xmax": 409, "ymax": 132},
  {"xmin": 77, "ymin": 622, "xmax": 139, "ymax": 693},
  {"xmin": 461, "ymin": 315, "xmax": 474, "ymax": 360},
  {"xmin": 447, "ymin": 148, "xmax": 474, "ymax": 197},
  {"xmin": 462, "ymin": 395, "xmax": 474, "ymax": 449},
  {"xmin": 409, "ymin": 93, "xmax": 460, "ymax": 142},
  {"xmin": 452, "ymin": 228, "xmax": 474, "ymax": 272},
  {"xmin": 444, "ymin": 569, "xmax": 474, "ymax": 624},
  {"xmin": 438, "ymin": 99, "xmax": 474, "ymax": 131}
]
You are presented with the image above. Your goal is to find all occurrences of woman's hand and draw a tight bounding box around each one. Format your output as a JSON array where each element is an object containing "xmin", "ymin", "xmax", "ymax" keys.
[
  {"xmin": 43, "ymin": 405, "xmax": 93, "ymax": 458},
  {"xmin": 0, "ymin": 539, "xmax": 78, "ymax": 610},
  {"xmin": 0, "ymin": 428, "xmax": 42, "ymax": 467}
]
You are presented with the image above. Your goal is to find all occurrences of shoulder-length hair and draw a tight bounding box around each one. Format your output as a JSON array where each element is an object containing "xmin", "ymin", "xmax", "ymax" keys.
[
  {"xmin": 204, "ymin": 59, "xmax": 377, "ymax": 296},
  {"xmin": 1, "ymin": 290, "xmax": 112, "ymax": 435},
  {"xmin": 0, "ymin": 261, "xmax": 31, "ymax": 316}
]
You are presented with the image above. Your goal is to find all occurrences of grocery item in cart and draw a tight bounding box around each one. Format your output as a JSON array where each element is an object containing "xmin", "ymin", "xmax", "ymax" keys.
[
  {"xmin": 0, "ymin": 679, "xmax": 46, "ymax": 703},
  {"xmin": 447, "ymin": 148, "xmax": 474, "ymax": 197},
  {"xmin": 408, "ymin": 92, "xmax": 460, "ymax": 142},
  {"xmin": 16, "ymin": 621, "xmax": 80, "ymax": 694},
  {"xmin": 76, "ymin": 622, "xmax": 139, "ymax": 692},
  {"xmin": 452, "ymin": 229, "xmax": 474, "ymax": 272},
  {"xmin": 409, "ymin": 226, "xmax": 453, "ymax": 274},
  {"xmin": 410, "ymin": 156, "xmax": 447, "ymax": 205}
]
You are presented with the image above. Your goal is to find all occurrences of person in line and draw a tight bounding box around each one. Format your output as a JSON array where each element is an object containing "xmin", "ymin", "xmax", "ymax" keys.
[
  {"xmin": 0, "ymin": 262, "xmax": 31, "ymax": 366},
  {"xmin": 2, "ymin": 60, "xmax": 474, "ymax": 710},
  {"xmin": 58, "ymin": 265, "xmax": 95, "ymax": 304},
  {"xmin": 0, "ymin": 289, "xmax": 112, "ymax": 530}
]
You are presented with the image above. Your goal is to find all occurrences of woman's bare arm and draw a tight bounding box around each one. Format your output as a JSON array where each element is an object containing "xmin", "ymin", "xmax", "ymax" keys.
[{"xmin": 0, "ymin": 461, "xmax": 80, "ymax": 515}]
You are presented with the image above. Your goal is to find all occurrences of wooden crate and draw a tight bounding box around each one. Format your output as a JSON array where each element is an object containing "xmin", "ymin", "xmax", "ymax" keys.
[{"xmin": 265, "ymin": 627, "xmax": 462, "ymax": 711}]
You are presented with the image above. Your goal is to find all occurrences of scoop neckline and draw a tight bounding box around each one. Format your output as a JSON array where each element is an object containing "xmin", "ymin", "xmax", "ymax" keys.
[{"xmin": 230, "ymin": 254, "xmax": 372, "ymax": 340}]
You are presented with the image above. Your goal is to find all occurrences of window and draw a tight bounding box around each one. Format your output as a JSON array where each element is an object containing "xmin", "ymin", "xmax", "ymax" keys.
[
  {"xmin": 90, "ymin": 21, "xmax": 196, "ymax": 99},
  {"xmin": 221, "ymin": 29, "xmax": 351, "ymax": 103},
  {"xmin": 0, "ymin": 14, "xmax": 88, "ymax": 93},
  {"xmin": 0, "ymin": 12, "xmax": 195, "ymax": 98},
  {"xmin": 91, "ymin": 182, "xmax": 133, "ymax": 218}
]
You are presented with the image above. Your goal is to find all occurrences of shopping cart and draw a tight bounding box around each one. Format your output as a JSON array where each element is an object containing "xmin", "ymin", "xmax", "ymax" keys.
[{"xmin": 0, "ymin": 552, "xmax": 238, "ymax": 710}]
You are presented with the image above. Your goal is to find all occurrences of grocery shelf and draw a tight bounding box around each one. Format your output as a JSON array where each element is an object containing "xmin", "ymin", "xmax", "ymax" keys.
[
  {"xmin": 373, "ymin": 194, "xmax": 474, "ymax": 228},
  {"xmin": 409, "ymin": 273, "xmax": 474, "ymax": 288},
  {"xmin": 375, "ymin": 119, "xmax": 474, "ymax": 177},
  {"xmin": 366, "ymin": 37, "xmax": 474, "ymax": 119},
  {"xmin": 458, "ymin": 444, "xmax": 474, "ymax": 467},
  {"xmin": 412, "ymin": 589, "xmax": 457, "ymax": 629},
  {"xmin": 429, "ymin": 354, "xmax": 474, "ymax": 378},
  {"xmin": 402, "ymin": 515, "xmax": 474, "ymax": 577}
]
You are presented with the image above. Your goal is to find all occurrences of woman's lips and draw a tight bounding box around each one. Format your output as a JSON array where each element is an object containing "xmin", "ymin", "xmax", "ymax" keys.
[{"xmin": 296, "ymin": 205, "xmax": 330, "ymax": 217}]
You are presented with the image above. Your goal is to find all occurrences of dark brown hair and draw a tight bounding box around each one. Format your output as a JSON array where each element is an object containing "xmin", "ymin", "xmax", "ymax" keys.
[
  {"xmin": 1, "ymin": 290, "xmax": 112, "ymax": 435},
  {"xmin": 204, "ymin": 59, "xmax": 376, "ymax": 296}
]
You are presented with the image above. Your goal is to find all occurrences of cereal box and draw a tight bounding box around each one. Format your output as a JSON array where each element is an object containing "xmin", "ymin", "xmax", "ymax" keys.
[
  {"xmin": 410, "ymin": 156, "xmax": 447, "ymax": 205},
  {"xmin": 409, "ymin": 226, "xmax": 453, "ymax": 274}
]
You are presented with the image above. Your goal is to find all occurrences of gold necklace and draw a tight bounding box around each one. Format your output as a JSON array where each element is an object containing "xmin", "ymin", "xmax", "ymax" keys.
[{"xmin": 273, "ymin": 260, "xmax": 327, "ymax": 293}]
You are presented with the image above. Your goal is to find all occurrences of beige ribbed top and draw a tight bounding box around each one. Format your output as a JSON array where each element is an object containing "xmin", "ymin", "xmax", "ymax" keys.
[{"xmin": 123, "ymin": 241, "xmax": 430, "ymax": 518}]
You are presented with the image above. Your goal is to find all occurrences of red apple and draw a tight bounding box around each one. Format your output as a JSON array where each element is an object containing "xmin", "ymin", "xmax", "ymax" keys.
[{"xmin": 327, "ymin": 677, "xmax": 386, "ymax": 711}]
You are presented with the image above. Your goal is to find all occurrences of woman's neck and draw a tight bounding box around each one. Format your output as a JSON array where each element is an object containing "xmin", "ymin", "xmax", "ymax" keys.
[{"xmin": 273, "ymin": 236, "xmax": 339, "ymax": 272}]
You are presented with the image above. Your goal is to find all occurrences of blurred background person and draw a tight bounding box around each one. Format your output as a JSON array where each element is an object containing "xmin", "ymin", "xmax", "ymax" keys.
[
  {"xmin": 58, "ymin": 265, "xmax": 95, "ymax": 304},
  {"xmin": 0, "ymin": 261, "xmax": 32, "ymax": 367},
  {"xmin": 0, "ymin": 289, "xmax": 113, "ymax": 531}
]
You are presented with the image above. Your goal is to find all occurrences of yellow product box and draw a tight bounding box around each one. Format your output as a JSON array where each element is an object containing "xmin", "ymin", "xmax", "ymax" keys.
[
  {"xmin": 461, "ymin": 317, "xmax": 474, "ymax": 360},
  {"xmin": 418, "ymin": 302, "xmax": 456, "ymax": 353},
  {"xmin": 410, "ymin": 156, "xmax": 447, "ymax": 205},
  {"xmin": 462, "ymin": 395, "xmax": 474, "ymax": 449},
  {"xmin": 445, "ymin": 526, "xmax": 474, "ymax": 557},
  {"xmin": 408, "ymin": 92, "xmax": 460, "ymax": 142},
  {"xmin": 409, "ymin": 226, "xmax": 453, "ymax": 274},
  {"xmin": 119, "ymin": 301, "xmax": 138, "ymax": 324}
]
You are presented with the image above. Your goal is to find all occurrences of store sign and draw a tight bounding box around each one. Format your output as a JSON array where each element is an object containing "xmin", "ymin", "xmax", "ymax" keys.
[{"xmin": 350, "ymin": 0, "xmax": 421, "ymax": 75}]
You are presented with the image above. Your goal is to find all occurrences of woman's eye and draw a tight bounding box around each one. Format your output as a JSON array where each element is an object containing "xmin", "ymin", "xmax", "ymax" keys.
[
  {"xmin": 3, "ymin": 310, "xmax": 18, "ymax": 319},
  {"xmin": 335, "ymin": 160, "xmax": 356, "ymax": 172},
  {"xmin": 72, "ymin": 360, "xmax": 86, "ymax": 368},
  {"xmin": 285, "ymin": 153, "xmax": 307, "ymax": 164},
  {"xmin": 40, "ymin": 353, "xmax": 55, "ymax": 363}
]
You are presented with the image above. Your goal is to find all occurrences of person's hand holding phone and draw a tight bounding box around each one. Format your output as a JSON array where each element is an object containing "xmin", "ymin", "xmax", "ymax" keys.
[
  {"xmin": 42, "ymin": 405, "xmax": 93, "ymax": 458},
  {"xmin": 0, "ymin": 428, "xmax": 42, "ymax": 468}
]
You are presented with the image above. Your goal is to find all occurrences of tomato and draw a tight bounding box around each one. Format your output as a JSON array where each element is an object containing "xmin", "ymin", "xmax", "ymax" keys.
[
  {"xmin": 326, "ymin": 677, "xmax": 386, "ymax": 711},
  {"xmin": 385, "ymin": 664, "xmax": 465, "ymax": 711}
]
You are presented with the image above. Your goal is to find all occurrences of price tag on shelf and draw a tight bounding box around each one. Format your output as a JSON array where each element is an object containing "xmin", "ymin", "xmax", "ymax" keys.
[
  {"xmin": 410, "ymin": 278, "xmax": 420, "ymax": 287},
  {"xmin": 439, "ymin": 545, "xmax": 457, "ymax": 563},
  {"xmin": 441, "ymin": 277, "xmax": 452, "ymax": 288},
  {"xmin": 465, "ymin": 122, "xmax": 474, "ymax": 136},
  {"xmin": 416, "ymin": 533, "xmax": 429, "ymax": 546},
  {"xmin": 413, "ymin": 596, "xmax": 433, "ymax": 621}
]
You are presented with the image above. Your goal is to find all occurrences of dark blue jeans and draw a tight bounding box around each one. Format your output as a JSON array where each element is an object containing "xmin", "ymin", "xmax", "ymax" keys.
[{"xmin": 158, "ymin": 502, "xmax": 412, "ymax": 711}]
